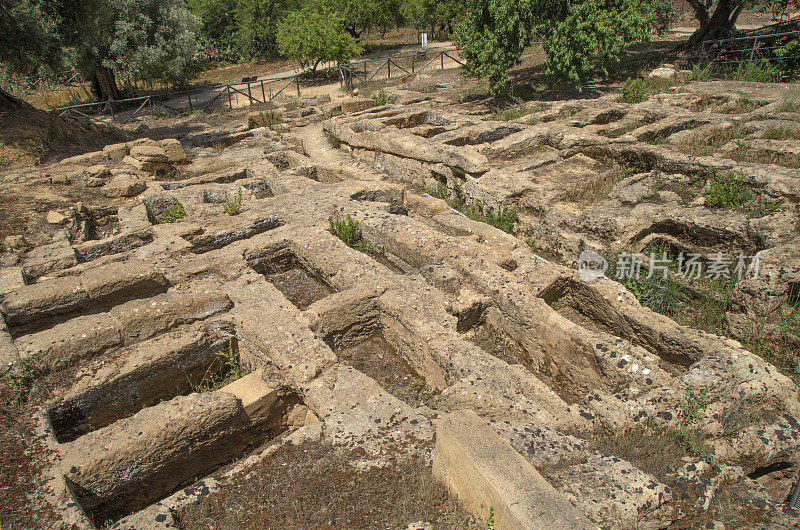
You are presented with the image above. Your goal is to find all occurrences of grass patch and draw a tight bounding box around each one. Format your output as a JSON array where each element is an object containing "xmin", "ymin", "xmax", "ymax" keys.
[
  {"xmin": 776, "ymin": 92, "xmax": 800, "ymax": 113},
  {"xmin": 328, "ymin": 214, "xmax": 374, "ymax": 253},
  {"xmin": 158, "ymin": 202, "xmax": 186, "ymax": 223},
  {"xmin": 676, "ymin": 386, "xmax": 716, "ymax": 464},
  {"xmin": 223, "ymin": 187, "xmax": 243, "ymax": 216},
  {"xmin": 705, "ymin": 172, "xmax": 752, "ymax": 208},
  {"xmin": 676, "ymin": 124, "xmax": 746, "ymax": 157},
  {"xmin": 763, "ymin": 124, "xmax": 800, "ymax": 140},
  {"xmin": 725, "ymin": 60, "xmax": 782, "ymax": 83}
]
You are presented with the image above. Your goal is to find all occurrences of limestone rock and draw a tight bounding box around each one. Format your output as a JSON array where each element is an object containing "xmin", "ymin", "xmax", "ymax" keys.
[{"xmin": 46, "ymin": 210, "xmax": 67, "ymax": 225}]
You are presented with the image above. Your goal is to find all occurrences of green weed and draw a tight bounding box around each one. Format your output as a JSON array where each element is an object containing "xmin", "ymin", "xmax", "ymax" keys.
[
  {"xmin": 159, "ymin": 202, "xmax": 186, "ymax": 223},
  {"xmin": 676, "ymin": 386, "xmax": 716, "ymax": 464},
  {"xmin": 4, "ymin": 360, "xmax": 34, "ymax": 390},
  {"xmin": 191, "ymin": 340, "xmax": 245, "ymax": 393},
  {"xmin": 328, "ymin": 214, "xmax": 374, "ymax": 253},
  {"xmin": 705, "ymin": 172, "xmax": 752, "ymax": 208},
  {"xmin": 326, "ymin": 130, "xmax": 342, "ymax": 148},
  {"xmin": 372, "ymin": 89, "xmax": 387, "ymax": 106},
  {"xmin": 485, "ymin": 506, "xmax": 495, "ymax": 530},
  {"xmin": 223, "ymin": 187, "xmax": 243, "ymax": 215},
  {"xmin": 618, "ymin": 77, "xmax": 651, "ymax": 104},
  {"xmin": 763, "ymin": 124, "xmax": 800, "ymax": 140}
]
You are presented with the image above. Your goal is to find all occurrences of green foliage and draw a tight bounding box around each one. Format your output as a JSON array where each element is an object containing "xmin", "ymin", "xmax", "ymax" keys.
[
  {"xmin": 277, "ymin": 0, "xmax": 363, "ymax": 70},
  {"xmin": 485, "ymin": 506, "xmax": 495, "ymax": 530},
  {"xmin": 454, "ymin": 0, "xmax": 655, "ymax": 92},
  {"xmin": 3, "ymin": 361, "xmax": 35, "ymax": 390},
  {"xmin": 776, "ymin": 37, "xmax": 800, "ymax": 81},
  {"xmin": 727, "ymin": 60, "xmax": 782, "ymax": 83},
  {"xmin": 688, "ymin": 63, "xmax": 712, "ymax": 82},
  {"xmin": 372, "ymin": 89, "xmax": 387, "ymax": 106},
  {"xmin": 223, "ymin": 187, "xmax": 243, "ymax": 215},
  {"xmin": 423, "ymin": 181, "xmax": 449, "ymax": 199},
  {"xmin": 188, "ymin": 0, "xmax": 238, "ymax": 49},
  {"xmin": 328, "ymin": 214, "xmax": 374, "ymax": 253},
  {"xmin": 705, "ymin": 172, "xmax": 752, "ymax": 208},
  {"xmin": 462, "ymin": 203, "xmax": 518, "ymax": 233},
  {"xmin": 618, "ymin": 77, "xmax": 650, "ymax": 103},
  {"xmin": 110, "ymin": 0, "xmax": 200, "ymax": 83},
  {"xmin": 749, "ymin": 196, "xmax": 784, "ymax": 218},
  {"xmin": 236, "ymin": 0, "xmax": 301, "ymax": 57},
  {"xmin": 159, "ymin": 202, "xmax": 187, "ymax": 223}
]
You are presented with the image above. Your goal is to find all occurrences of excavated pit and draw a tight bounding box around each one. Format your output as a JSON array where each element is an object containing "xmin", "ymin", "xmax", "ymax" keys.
[
  {"xmin": 63, "ymin": 379, "xmax": 306, "ymax": 527},
  {"xmin": 47, "ymin": 330, "xmax": 237, "ymax": 443},
  {"xmin": 249, "ymin": 248, "xmax": 335, "ymax": 310},
  {"xmin": 321, "ymin": 312, "xmax": 438, "ymax": 408}
]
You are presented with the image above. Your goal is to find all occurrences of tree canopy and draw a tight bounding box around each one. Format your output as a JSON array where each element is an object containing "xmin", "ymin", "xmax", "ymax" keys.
[
  {"xmin": 454, "ymin": 0, "xmax": 655, "ymax": 91},
  {"xmin": 277, "ymin": 0, "xmax": 363, "ymax": 69}
]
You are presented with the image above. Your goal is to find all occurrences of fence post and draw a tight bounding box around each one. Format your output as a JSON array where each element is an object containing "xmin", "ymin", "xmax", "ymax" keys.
[
  {"xmin": 227, "ymin": 85, "xmax": 232, "ymax": 109},
  {"xmin": 261, "ymin": 80, "xmax": 266, "ymax": 102},
  {"xmin": 296, "ymin": 77, "xmax": 301, "ymax": 97},
  {"xmin": 247, "ymin": 82, "xmax": 252, "ymax": 105},
  {"xmin": 441, "ymin": 52, "xmax": 444, "ymax": 70},
  {"xmin": 412, "ymin": 56, "xmax": 415, "ymax": 73},
  {"xmin": 748, "ymin": 36, "xmax": 759, "ymax": 64},
  {"xmin": 188, "ymin": 92, "xmax": 193, "ymax": 112},
  {"xmin": 388, "ymin": 60, "xmax": 391, "ymax": 79}
]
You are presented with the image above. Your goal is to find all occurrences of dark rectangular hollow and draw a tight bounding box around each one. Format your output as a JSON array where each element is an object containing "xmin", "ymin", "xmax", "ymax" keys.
[{"xmin": 248, "ymin": 248, "xmax": 335, "ymax": 310}]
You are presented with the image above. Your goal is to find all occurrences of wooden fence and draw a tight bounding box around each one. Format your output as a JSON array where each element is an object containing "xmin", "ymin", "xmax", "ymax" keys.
[
  {"xmin": 51, "ymin": 48, "xmax": 464, "ymax": 121},
  {"xmin": 339, "ymin": 48, "xmax": 464, "ymax": 90}
]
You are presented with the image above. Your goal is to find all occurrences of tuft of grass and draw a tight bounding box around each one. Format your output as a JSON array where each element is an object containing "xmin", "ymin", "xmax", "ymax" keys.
[
  {"xmin": 159, "ymin": 202, "xmax": 186, "ymax": 223},
  {"xmin": 372, "ymin": 89, "xmax": 387, "ymax": 106},
  {"xmin": 618, "ymin": 77, "xmax": 651, "ymax": 104},
  {"xmin": 423, "ymin": 181, "xmax": 448, "ymax": 199},
  {"xmin": 677, "ymin": 124, "xmax": 746, "ymax": 157},
  {"xmin": 460, "ymin": 200, "xmax": 518, "ymax": 234},
  {"xmin": 726, "ymin": 60, "xmax": 782, "ymax": 83},
  {"xmin": 676, "ymin": 386, "xmax": 716, "ymax": 464},
  {"xmin": 326, "ymin": 130, "xmax": 342, "ymax": 148},
  {"xmin": 261, "ymin": 110, "xmax": 281, "ymax": 130},
  {"xmin": 191, "ymin": 340, "xmax": 245, "ymax": 393},
  {"xmin": 776, "ymin": 92, "xmax": 800, "ymax": 113},
  {"xmin": 749, "ymin": 196, "xmax": 784, "ymax": 218},
  {"xmin": 223, "ymin": 187, "xmax": 243, "ymax": 215},
  {"xmin": 688, "ymin": 63, "xmax": 713, "ymax": 82},
  {"xmin": 328, "ymin": 214, "xmax": 374, "ymax": 253},
  {"xmin": 763, "ymin": 124, "xmax": 800, "ymax": 140},
  {"xmin": 705, "ymin": 172, "xmax": 751, "ymax": 208}
]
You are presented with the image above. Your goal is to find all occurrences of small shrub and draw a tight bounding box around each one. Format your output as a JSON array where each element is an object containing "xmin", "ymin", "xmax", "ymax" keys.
[
  {"xmin": 192, "ymin": 340, "xmax": 244, "ymax": 393},
  {"xmin": 259, "ymin": 110, "xmax": 281, "ymax": 130},
  {"xmin": 776, "ymin": 37, "xmax": 800, "ymax": 80},
  {"xmin": 749, "ymin": 196, "xmax": 784, "ymax": 218},
  {"xmin": 462, "ymin": 201, "xmax": 518, "ymax": 234},
  {"xmin": 372, "ymin": 89, "xmax": 387, "ymax": 106},
  {"xmin": 223, "ymin": 187, "xmax": 243, "ymax": 215},
  {"xmin": 618, "ymin": 78, "xmax": 651, "ymax": 104},
  {"xmin": 328, "ymin": 214, "xmax": 374, "ymax": 253},
  {"xmin": 326, "ymin": 130, "xmax": 342, "ymax": 148},
  {"xmin": 705, "ymin": 172, "xmax": 751, "ymax": 208},
  {"xmin": 159, "ymin": 202, "xmax": 186, "ymax": 223}
]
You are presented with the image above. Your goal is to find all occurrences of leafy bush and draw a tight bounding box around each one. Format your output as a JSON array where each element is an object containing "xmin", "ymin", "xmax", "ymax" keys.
[
  {"xmin": 705, "ymin": 172, "xmax": 752, "ymax": 208},
  {"xmin": 328, "ymin": 214, "xmax": 374, "ymax": 253},
  {"xmin": 618, "ymin": 78, "xmax": 650, "ymax": 104}
]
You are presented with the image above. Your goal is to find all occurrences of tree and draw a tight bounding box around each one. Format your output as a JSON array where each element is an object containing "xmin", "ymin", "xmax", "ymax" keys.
[
  {"xmin": 329, "ymin": 0, "xmax": 404, "ymax": 40},
  {"xmin": 454, "ymin": 0, "xmax": 655, "ymax": 92},
  {"xmin": 680, "ymin": 1, "xmax": 800, "ymax": 48},
  {"xmin": 188, "ymin": 0, "xmax": 239, "ymax": 49},
  {"xmin": 236, "ymin": 0, "xmax": 301, "ymax": 57},
  {"xmin": 1, "ymin": 0, "xmax": 199, "ymax": 102},
  {"xmin": 277, "ymin": 0, "xmax": 363, "ymax": 70}
]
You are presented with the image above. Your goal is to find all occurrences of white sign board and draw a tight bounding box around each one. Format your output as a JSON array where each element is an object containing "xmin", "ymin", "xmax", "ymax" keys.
[{"xmin": 421, "ymin": 33, "xmax": 428, "ymax": 48}]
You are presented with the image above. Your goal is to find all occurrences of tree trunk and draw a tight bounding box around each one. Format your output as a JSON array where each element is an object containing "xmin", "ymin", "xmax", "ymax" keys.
[
  {"xmin": 344, "ymin": 25, "xmax": 363, "ymax": 41},
  {"xmin": 90, "ymin": 67, "xmax": 120, "ymax": 102},
  {"xmin": 682, "ymin": 0, "xmax": 742, "ymax": 49},
  {"xmin": 0, "ymin": 85, "xmax": 35, "ymax": 110}
]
